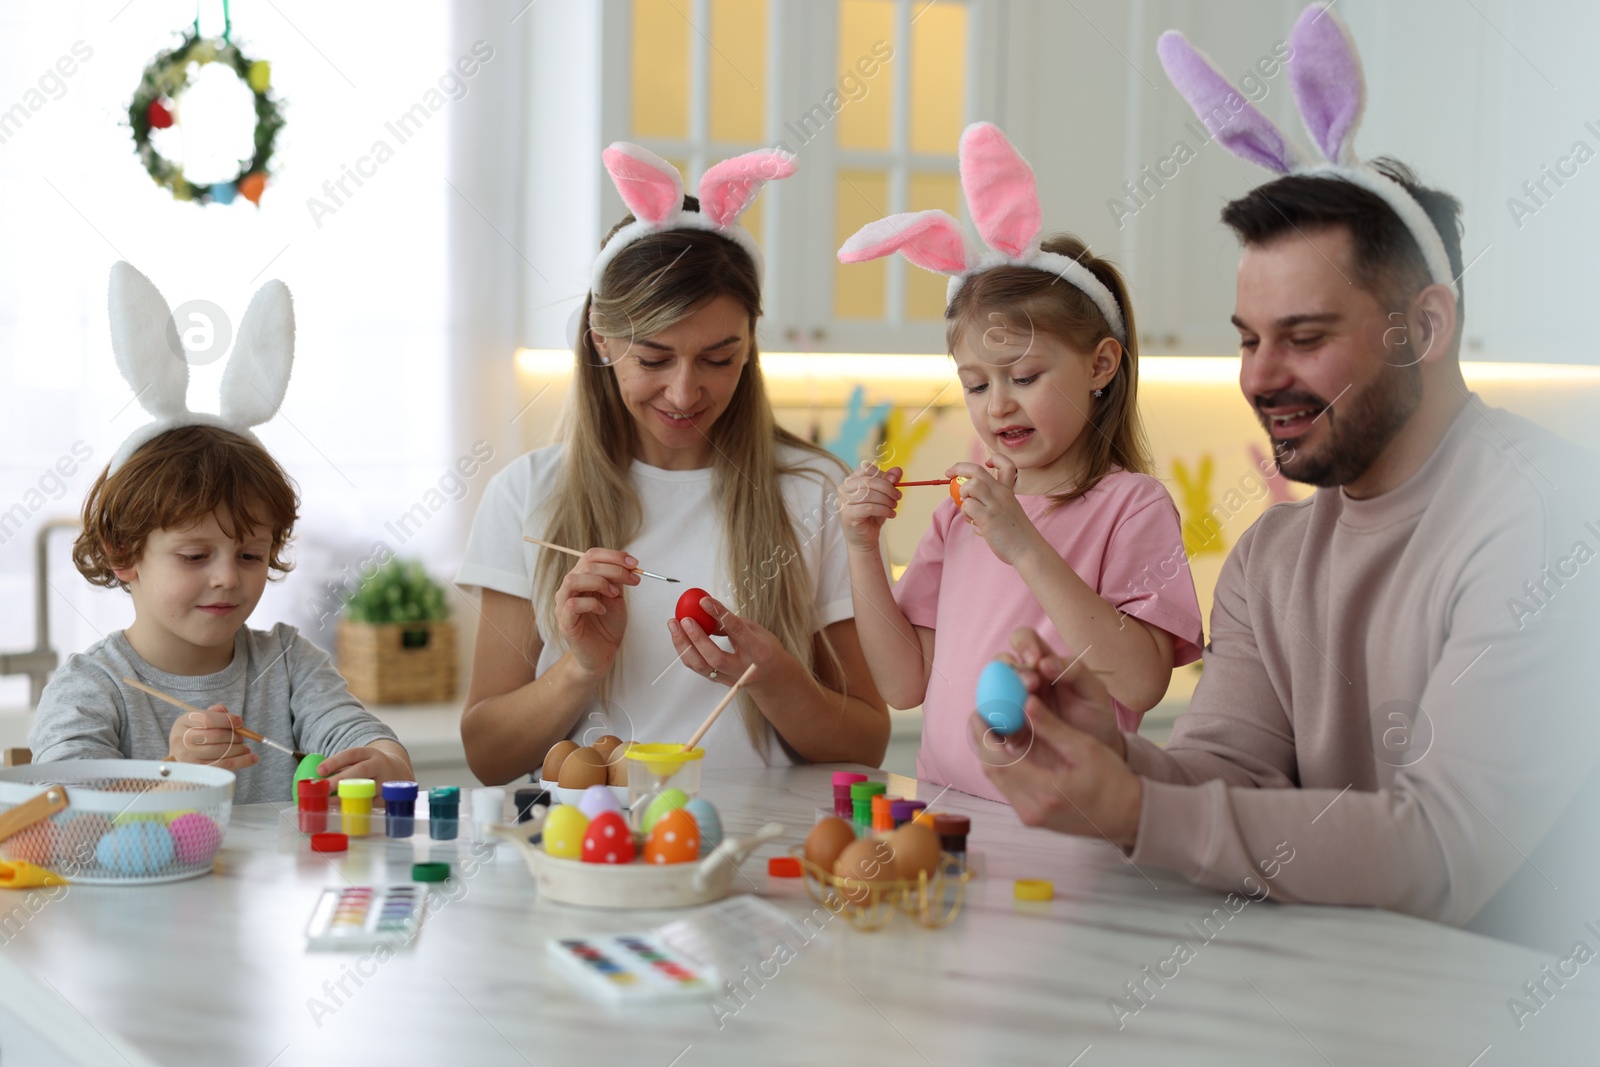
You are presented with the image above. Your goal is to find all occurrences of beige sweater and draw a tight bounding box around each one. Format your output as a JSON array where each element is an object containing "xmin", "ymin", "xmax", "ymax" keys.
[{"xmin": 1128, "ymin": 397, "xmax": 1600, "ymax": 945}]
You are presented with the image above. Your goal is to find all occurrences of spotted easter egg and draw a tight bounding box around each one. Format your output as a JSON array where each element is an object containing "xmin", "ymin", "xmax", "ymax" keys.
[
  {"xmin": 542, "ymin": 804, "xmax": 589, "ymax": 859},
  {"xmin": 577, "ymin": 784, "xmax": 622, "ymax": 819},
  {"xmin": 580, "ymin": 811, "xmax": 635, "ymax": 864},
  {"xmin": 95, "ymin": 821, "xmax": 175, "ymax": 876},
  {"xmin": 168, "ymin": 812, "xmax": 223, "ymax": 866},
  {"xmin": 644, "ymin": 809, "xmax": 699, "ymax": 864},
  {"xmin": 683, "ymin": 797, "xmax": 722, "ymax": 857},
  {"xmin": 641, "ymin": 787, "xmax": 689, "ymax": 833}
]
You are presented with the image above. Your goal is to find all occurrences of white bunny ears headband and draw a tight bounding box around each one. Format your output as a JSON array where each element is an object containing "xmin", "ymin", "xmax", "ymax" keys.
[
  {"xmin": 837, "ymin": 122, "xmax": 1129, "ymax": 346},
  {"xmin": 107, "ymin": 261, "xmax": 294, "ymax": 472},
  {"xmin": 591, "ymin": 143, "xmax": 796, "ymax": 293},
  {"xmin": 1158, "ymin": 3, "xmax": 1459, "ymax": 298}
]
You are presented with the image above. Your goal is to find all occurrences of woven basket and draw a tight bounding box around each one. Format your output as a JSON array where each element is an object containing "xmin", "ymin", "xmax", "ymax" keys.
[{"xmin": 336, "ymin": 620, "xmax": 457, "ymax": 704}]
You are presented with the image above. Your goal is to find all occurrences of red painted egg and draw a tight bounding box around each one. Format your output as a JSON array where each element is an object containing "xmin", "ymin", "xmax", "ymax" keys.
[
  {"xmin": 674, "ymin": 588, "xmax": 724, "ymax": 637},
  {"xmin": 580, "ymin": 810, "xmax": 635, "ymax": 864},
  {"xmin": 644, "ymin": 809, "xmax": 699, "ymax": 864},
  {"xmin": 146, "ymin": 100, "xmax": 174, "ymax": 129}
]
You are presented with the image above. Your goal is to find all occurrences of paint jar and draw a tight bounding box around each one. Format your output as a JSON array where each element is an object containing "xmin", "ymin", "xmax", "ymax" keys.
[
  {"xmin": 337, "ymin": 779, "xmax": 376, "ymax": 837},
  {"xmin": 851, "ymin": 781, "xmax": 886, "ymax": 835},
  {"xmin": 514, "ymin": 788, "xmax": 549, "ymax": 823},
  {"xmin": 890, "ymin": 799, "xmax": 924, "ymax": 828},
  {"xmin": 296, "ymin": 778, "xmax": 330, "ymax": 835},
  {"xmin": 933, "ymin": 814, "xmax": 970, "ymax": 869},
  {"xmin": 382, "ymin": 781, "xmax": 419, "ymax": 838},
  {"xmin": 429, "ymin": 786, "xmax": 460, "ymax": 841},
  {"xmin": 832, "ymin": 771, "xmax": 867, "ymax": 818},
  {"xmin": 471, "ymin": 787, "xmax": 506, "ymax": 837}
]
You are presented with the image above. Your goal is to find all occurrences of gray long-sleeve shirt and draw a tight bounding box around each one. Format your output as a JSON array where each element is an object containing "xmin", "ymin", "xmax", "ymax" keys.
[{"xmin": 29, "ymin": 623, "xmax": 401, "ymax": 803}]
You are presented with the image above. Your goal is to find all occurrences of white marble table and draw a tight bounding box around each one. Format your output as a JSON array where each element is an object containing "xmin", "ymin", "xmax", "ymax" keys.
[{"xmin": 3, "ymin": 766, "xmax": 1594, "ymax": 1066}]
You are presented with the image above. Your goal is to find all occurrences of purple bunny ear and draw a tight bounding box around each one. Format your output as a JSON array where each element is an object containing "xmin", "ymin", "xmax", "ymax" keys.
[
  {"xmin": 1287, "ymin": 4, "xmax": 1366, "ymax": 165},
  {"xmin": 838, "ymin": 210, "xmax": 968, "ymax": 274},
  {"xmin": 1156, "ymin": 31, "xmax": 1298, "ymax": 174}
]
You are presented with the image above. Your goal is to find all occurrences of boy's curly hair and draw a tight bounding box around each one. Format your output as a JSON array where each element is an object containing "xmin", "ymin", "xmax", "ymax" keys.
[{"xmin": 74, "ymin": 425, "xmax": 299, "ymax": 590}]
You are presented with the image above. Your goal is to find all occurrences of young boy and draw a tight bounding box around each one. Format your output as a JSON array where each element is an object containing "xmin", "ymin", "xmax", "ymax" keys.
[{"xmin": 30, "ymin": 425, "xmax": 414, "ymax": 803}]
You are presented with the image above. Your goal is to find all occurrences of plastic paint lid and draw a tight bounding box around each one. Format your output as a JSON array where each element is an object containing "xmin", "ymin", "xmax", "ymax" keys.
[
  {"xmin": 932, "ymin": 814, "xmax": 970, "ymax": 836},
  {"xmin": 1014, "ymin": 879, "xmax": 1054, "ymax": 901},
  {"xmin": 767, "ymin": 857, "xmax": 802, "ymax": 878},
  {"xmin": 429, "ymin": 786, "xmax": 460, "ymax": 806},
  {"xmin": 412, "ymin": 862, "xmax": 451, "ymax": 882},
  {"xmin": 381, "ymin": 781, "xmax": 419, "ymax": 801},
  {"xmin": 889, "ymin": 800, "xmax": 918, "ymax": 822},
  {"xmin": 310, "ymin": 832, "xmax": 348, "ymax": 852},
  {"xmin": 338, "ymin": 778, "xmax": 376, "ymax": 799},
  {"xmin": 514, "ymin": 788, "xmax": 549, "ymax": 822},
  {"xmin": 832, "ymin": 771, "xmax": 868, "ymax": 788},
  {"xmin": 296, "ymin": 778, "xmax": 331, "ymax": 800},
  {"xmin": 850, "ymin": 781, "xmax": 887, "ymax": 801}
]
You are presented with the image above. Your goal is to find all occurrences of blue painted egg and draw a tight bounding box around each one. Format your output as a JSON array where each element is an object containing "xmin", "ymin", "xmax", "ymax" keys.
[
  {"xmin": 95, "ymin": 821, "xmax": 176, "ymax": 876},
  {"xmin": 683, "ymin": 797, "xmax": 722, "ymax": 857},
  {"xmin": 975, "ymin": 660, "xmax": 1027, "ymax": 736}
]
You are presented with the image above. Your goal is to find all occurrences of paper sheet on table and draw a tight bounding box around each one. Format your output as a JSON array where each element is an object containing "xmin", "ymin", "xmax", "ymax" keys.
[{"xmin": 654, "ymin": 895, "xmax": 827, "ymax": 975}]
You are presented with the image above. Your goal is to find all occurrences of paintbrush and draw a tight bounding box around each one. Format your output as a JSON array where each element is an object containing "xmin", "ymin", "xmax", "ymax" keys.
[
  {"xmin": 683, "ymin": 663, "xmax": 759, "ymax": 750},
  {"xmin": 123, "ymin": 676, "xmax": 305, "ymax": 759},
  {"xmin": 523, "ymin": 536, "xmax": 679, "ymax": 583}
]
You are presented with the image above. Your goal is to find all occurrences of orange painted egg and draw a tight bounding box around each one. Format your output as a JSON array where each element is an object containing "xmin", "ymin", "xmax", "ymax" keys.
[
  {"xmin": 644, "ymin": 809, "xmax": 699, "ymax": 864},
  {"xmin": 950, "ymin": 477, "xmax": 966, "ymax": 505},
  {"xmin": 580, "ymin": 811, "xmax": 635, "ymax": 864}
]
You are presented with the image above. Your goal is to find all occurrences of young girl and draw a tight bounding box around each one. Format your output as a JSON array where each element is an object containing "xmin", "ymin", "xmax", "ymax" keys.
[
  {"xmin": 456, "ymin": 144, "xmax": 887, "ymax": 784},
  {"xmin": 836, "ymin": 123, "xmax": 1203, "ymax": 802}
]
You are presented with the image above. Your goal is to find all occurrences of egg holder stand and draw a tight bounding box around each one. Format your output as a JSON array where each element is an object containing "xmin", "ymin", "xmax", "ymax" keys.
[
  {"xmin": 491, "ymin": 820, "xmax": 785, "ymax": 909},
  {"xmin": 0, "ymin": 760, "xmax": 234, "ymax": 885},
  {"xmin": 790, "ymin": 850, "xmax": 972, "ymax": 932}
]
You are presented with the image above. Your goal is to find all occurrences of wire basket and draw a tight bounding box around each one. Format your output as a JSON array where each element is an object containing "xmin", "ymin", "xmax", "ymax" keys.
[
  {"xmin": 0, "ymin": 760, "xmax": 234, "ymax": 885},
  {"xmin": 791, "ymin": 848, "xmax": 972, "ymax": 932}
]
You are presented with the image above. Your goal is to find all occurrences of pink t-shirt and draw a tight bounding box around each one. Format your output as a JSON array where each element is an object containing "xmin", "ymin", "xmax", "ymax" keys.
[{"xmin": 894, "ymin": 469, "xmax": 1204, "ymax": 802}]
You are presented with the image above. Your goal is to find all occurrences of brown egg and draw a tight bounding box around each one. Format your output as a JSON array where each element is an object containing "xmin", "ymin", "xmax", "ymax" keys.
[
  {"xmin": 557, "ymin": 746, "xmax": 608, "ymax": 789},
  {"xmin": 541, "ymin": 740, "xmax": 579, "ymax": 783},
  {"xmin": 886, "ymin": 821, "xmax": 941, "ymax": 881},
  {"xmin": 833, "ymin": 837, "xmax": 900, "ymax": 903},
  {"xmin": 591, "ymin": 735, "xmax": 623, "ymax": 765},
  {"xmin": 606, "ymin": 757, "xmax": 628, "ymax": 786},
  {"xmin": 804, "ymin": 817, "xmax": 857, "ymax": 876}
]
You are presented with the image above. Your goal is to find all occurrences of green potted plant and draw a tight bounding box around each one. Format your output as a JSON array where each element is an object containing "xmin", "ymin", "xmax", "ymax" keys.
[{"xmin": 336, "ymin": 559, "xmax": 457, "ymax": 704}]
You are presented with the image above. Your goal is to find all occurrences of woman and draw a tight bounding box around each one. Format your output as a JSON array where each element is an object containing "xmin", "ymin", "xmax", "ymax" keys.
[{"xmin": 455, "ymin": 144, "xmax": 888, "ymax": 785}]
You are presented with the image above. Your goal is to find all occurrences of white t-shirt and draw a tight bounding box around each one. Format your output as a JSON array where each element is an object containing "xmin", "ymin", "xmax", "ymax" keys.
[{"xmin": 454, "ymin": 442, "xmax": 855, "ymax": 769}]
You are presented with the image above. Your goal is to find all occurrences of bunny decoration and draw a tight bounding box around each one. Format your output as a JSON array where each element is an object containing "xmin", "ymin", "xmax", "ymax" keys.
[
  {"xmin": 107, "ymin": 261, "xmax": 294, "ymax": 472},
  {"xmin": 1156, "ymin": 3, "xmax": 1459, "ymax": 297},
  {"xmin": 591, "ymin": 143, "xmax": 796, "ymax": 292},
  {"xmin": 837, "ymin": 121, "xmax": 1128, "ymax": 345}
]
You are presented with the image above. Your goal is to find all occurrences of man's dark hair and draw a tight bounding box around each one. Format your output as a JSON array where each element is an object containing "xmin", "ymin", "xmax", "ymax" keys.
[{"xmin": 1220, "ymin": 159, "xmax": 1466, "ymax": 323}]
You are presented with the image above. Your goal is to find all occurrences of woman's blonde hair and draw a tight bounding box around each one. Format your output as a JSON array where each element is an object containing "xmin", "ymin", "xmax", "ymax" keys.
[
  {"xmin": 535, "ymin": 196, "xmax": 846, "ymax": 752},
  {"xmin": 946, "ymin": 234, "xmax": 1153, "ymax": 505}
]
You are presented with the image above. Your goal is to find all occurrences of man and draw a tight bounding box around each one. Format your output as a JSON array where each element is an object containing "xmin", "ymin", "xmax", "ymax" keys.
[{"xmin": 977, "ymin": 160, "xmax": 1600, "ymax": 951}]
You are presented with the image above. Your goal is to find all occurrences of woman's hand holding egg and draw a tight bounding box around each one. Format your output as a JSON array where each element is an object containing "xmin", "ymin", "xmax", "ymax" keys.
[
  {"xmin": 946, "ymin": 458, "xmax": 1044, "ymax": 567},
  {"xmin": 836, "ymin": 462, "xmax": 902, "ymax": 555},
  {"xmin": 668, "ymin": 594, "xmax": 781, "ymax": 689},
  {"xmin": 554, "ymin": 547, "xmax": 640, "ymax": 680}
]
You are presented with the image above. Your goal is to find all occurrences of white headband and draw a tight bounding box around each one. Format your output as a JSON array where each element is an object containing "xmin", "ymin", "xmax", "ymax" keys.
[
  {"xmin": 837, "ymin": 122, "xmax": 1129, "ymax": 346},
  {"xmin": 590, "ymin": 142, "xmax": 794, "ymax": 295},
  {"xmin": 1157, "ymin": 4, "xmax": 1459, "ymax": 297},
  {"xmin": 106, "ymin": 262, "xmax": 294, "ymax": 473}
]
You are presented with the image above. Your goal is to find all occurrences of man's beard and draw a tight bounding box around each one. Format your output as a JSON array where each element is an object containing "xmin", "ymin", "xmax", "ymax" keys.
[{"xmin": 1261, "ymin": 360, "xmax": 1423, "ymax": 488}]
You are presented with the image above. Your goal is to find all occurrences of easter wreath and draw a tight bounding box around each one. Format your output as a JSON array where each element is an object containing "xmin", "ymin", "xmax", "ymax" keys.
[{"xmin": 128, "ymin": 32, "xmax": 283, "ymax": 206}]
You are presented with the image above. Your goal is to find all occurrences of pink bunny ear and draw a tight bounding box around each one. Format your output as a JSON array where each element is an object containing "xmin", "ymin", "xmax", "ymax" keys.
[
  {"xmin": 1287, "ymin": 4, "xmax": 1366, "ymax": 165},
  {"xmin": 958, "ymin": 122, "xmax": 1041, "ymax": 257},
  {"xmin": 837, "ymin": 210, "xmax": 968, "ymax": 274},
  {"xmin": 698, "ymin": 149, "xmax": 796, "ymax": 228},
  {"xmin": 1157, "ymin": 32, "xmax": 1299, "ymax": 174},
  {"xmin": 601, "ymin": 142, "xmax": 685, "ymax": 225}
]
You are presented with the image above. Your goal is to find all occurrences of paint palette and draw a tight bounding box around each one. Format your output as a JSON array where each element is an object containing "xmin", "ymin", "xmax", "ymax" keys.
[
  {"xmin": 305, "ymin": 885, "xmax": 425, "ymax": 951},
  {"xmin": 548, "ymin": 935, "xmax": 720, "ymax": 1002}
]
